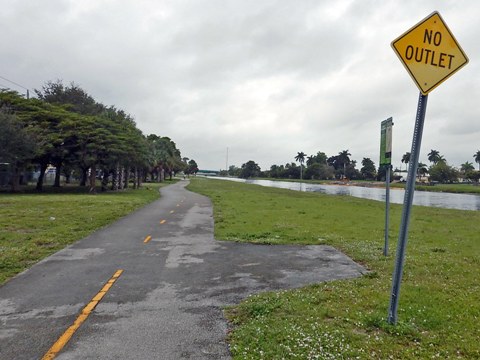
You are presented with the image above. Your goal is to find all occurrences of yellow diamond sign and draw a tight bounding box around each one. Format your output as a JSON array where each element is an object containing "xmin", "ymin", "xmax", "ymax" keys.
[{"xmin": 392, "ymin": 11, "xmax": 468, "ymax": 95}]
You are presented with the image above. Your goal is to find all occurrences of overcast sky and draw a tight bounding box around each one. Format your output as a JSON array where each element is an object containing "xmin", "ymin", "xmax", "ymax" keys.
[{"xmin": 1, "ymin": 0, "xmax": 478, "ymax": 171}]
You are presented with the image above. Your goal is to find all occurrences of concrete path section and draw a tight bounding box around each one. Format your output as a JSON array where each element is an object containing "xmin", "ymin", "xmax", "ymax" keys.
[{"xmin": 0, "ymin": 180, "xmax": 366, "ymax": 359}]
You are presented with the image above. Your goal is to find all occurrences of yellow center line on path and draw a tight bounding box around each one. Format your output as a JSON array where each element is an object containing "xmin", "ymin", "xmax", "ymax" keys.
[
  {"xmin": 41, "ymin": 270, "xmax": 124, "ymax": 360},
  {"xmin": 143, "ymin": 235, "xmax": 152, "ymax": 244},
  {"xmin": 170, "ymin": 210, "xmax": 175, "ymax": 214},
  {"xmin": 160, "ymin": 219, "xmax": 166, "ymax": 224}
]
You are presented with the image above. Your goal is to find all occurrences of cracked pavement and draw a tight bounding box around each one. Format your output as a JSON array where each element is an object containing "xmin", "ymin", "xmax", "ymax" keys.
[{"xmin": 0, "ymin": 180, "xmax": 366, "ymax": 359}]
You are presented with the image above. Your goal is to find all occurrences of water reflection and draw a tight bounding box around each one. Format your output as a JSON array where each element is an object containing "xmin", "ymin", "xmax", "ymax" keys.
[{"xmin": 213, "ymin": 177, "xmax": 480, "ymax": 211}]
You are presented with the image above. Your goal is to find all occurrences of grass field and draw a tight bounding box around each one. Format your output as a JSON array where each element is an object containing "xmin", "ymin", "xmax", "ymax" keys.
[
  {"xmin": 187, "ymin": 178, "xmax": 480, "ymax": 359},
  {"xmin": 0, "ymin": 182, "xmax": 169, "ymax": 284}
]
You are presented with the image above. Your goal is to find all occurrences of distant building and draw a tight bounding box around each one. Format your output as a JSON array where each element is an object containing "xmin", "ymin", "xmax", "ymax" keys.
[
  {"xmin": 197, "ymin": 169, "xmax": 219, "ymax": 176},
  {"xmin": 393, "ymin": 169, "xmax": 429, "ymax": 183}
]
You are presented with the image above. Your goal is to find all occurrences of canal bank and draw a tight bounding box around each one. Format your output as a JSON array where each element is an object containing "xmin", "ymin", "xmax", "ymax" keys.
[{"xmin": 210, "ymin": 177, "xmax": 480, "ymax": 211}]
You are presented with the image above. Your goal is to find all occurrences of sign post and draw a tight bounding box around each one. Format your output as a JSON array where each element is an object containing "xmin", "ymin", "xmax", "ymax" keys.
[
  {"xmin": 380, "ymin": 118, "xmax": 393, "ymax": 256},
  {"xmin": 388, "ymin": 94, "xmax": 427, "ymax": 324},
  {"xmin": 388, "ymin": 11, "xmax": 468, "ymax": 324}
]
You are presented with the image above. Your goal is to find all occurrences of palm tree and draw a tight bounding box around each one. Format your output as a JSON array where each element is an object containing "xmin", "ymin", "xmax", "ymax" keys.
[
  {"xmin": 295, "ymin": 151, "xmax": 306, "ymax": 179},
  {"xmin": 337, "ymin": 150, "xmax": 351, "ymax": 164},
  {"xmin": 337, "ymin": 149, "xmax": 351, "ymax": 179},
  {"xmin": 474, "ymin": 150, "xmax": 480, "ymax": 170},
  {"xmin": 401, "ymin": 152, "xmax": 410, "ymax": 170},
  {"xmin": 417, "ymin": 162, "xmax": 428, "ymax": 180},
  {"xmin": 461, "ymin": 161, "xmax": 475, "ymax": 173},
  {"xmin": 427, "ymin": 149, "xmax": 442, "ymax": 164},
  {"xmin": 306, "ymin": 155, "xmax": 315, "ymax": 166}
]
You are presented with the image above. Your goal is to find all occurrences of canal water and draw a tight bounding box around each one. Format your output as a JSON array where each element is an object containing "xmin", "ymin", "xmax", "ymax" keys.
[{"xmin": 212, "ymin": 177, "xmax": 480, "ymax": 211}]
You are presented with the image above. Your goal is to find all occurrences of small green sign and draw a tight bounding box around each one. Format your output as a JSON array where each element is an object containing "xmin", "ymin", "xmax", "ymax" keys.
[{"xmin": 380, "ymin": 118, "xmax": 393, "ymax": 165}]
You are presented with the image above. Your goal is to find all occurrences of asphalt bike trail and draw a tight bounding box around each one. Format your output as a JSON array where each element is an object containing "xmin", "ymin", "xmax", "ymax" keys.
[{"xmin": 0, "ymin": 180, "xmax": 366, "ymax": 359}]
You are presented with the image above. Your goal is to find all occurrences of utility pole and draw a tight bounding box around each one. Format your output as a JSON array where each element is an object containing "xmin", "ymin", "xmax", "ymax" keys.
[{"xmin": 226, "ymin": 147, "xmax": 229, "ymax": 175}]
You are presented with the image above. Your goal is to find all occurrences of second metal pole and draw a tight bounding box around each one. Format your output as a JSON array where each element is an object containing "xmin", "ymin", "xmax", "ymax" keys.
[{"xmin": 384, "ymin": 165, "xmax": 391, "ymax": 257}]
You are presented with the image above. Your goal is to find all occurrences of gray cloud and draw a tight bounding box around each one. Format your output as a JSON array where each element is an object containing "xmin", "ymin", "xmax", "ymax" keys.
[{"xmin": 1, "ymin": 0, "xmax": 478, "ymax": 170}]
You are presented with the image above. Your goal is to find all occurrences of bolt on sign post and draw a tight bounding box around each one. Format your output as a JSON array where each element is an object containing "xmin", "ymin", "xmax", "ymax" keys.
[
  {"xmin": 388, "ymin": 11, "xmax": 468, "ymax": 325},
  {"xmin": 380, "ymin": 117, "xmax": 393, "ymax": 257}
]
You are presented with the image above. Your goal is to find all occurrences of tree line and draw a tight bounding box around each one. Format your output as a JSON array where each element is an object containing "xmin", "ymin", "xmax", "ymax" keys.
[
  {"xmin": 0, "ymin": 81, "xmax": 198, "ymax": 192},
  {"xmin": 400, "ymin": 149, "xmax": 480, "ymax": 183},
  {"xmin": 223, "ymin": 148, "xmax": 480, "ymax": 183},
  {"xmin": 222, "ymin": 150, "xmax": 378, "ymax": 180}
]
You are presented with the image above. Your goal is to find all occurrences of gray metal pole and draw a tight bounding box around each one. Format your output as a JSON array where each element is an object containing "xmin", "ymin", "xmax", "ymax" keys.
[
  {"xmin": 388, "ymin": 92, "xmax": 428, "ymax": 324},
  {"xmin": 384, "ymin": 165, "xmax": 391, "ymax": 256}
]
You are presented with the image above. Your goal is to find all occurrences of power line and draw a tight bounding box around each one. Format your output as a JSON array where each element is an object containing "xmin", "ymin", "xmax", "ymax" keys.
[
  {"xmin": 0, "ymin": 75, "xmax": 30, "ymax": 91},
  {"xmin": 0, "ymin": 75, "xmax": 31, "ymax": 98}
]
